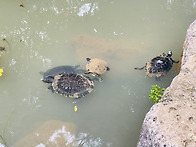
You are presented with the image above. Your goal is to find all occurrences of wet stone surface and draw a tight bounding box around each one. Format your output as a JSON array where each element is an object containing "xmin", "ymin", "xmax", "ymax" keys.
[{"xmin": 137, "ymin": 20, "xmax": 196, "ymax": 147}]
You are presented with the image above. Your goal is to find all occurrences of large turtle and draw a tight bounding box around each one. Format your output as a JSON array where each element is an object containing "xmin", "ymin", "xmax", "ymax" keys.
[
  {"xmin": 134, "ymin": 51, "xmax": 179, "ymax": 80},
  {"xmin": 42, "ymin": 72, "xmax": 94, "ymax": 102},
  {"xmin": 85, "ymin": 58, "xmax": 110, "ymax": 81},
  {"xmin": 40, "ymin": 65, "xmax": 85, "ymax": 83}
]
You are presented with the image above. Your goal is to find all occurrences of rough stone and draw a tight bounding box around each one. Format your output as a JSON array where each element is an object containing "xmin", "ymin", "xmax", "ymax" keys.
[{"xmin": 137, "ymin": 20, "xmax": 196, "ymax": 147}]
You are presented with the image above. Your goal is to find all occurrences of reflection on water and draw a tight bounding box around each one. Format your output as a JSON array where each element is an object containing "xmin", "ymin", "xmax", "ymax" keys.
[{"xmin": 0, "ymin": 0, "xmax": 196, "ymax": 146}]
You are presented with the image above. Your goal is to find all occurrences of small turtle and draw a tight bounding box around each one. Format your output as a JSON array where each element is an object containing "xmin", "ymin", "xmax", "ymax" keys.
[
  {"xmin": 40, "ymin": 65, "xmax": 85, "ymax": 83},
  {"xmin": 134, "ymin": 51, "xmax": 179, "ymax": 80},
  {"xmin": 85, "ymin": 58, "xmax": 110, "ymax": 81},
  {"xmin": 42, "ymin": 72, "xmax": 94, "ymax": 102}
]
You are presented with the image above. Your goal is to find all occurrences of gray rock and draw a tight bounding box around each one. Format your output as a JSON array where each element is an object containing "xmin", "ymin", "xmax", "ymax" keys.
[{"xmin": 137, "ymin": 20, "xmax": 196, "ymax": 147}]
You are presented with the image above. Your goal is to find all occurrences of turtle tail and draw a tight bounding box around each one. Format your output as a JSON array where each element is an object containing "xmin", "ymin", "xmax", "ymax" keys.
[{"xmin": 134, "ymin": 66, "xmax": 145, "ymax": 70}]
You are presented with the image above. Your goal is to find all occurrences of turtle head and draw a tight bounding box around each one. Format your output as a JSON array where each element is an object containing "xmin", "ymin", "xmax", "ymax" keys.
[
  {"xmin": 42, "ymin": 76, "xmax": 54, "ymax": 83},
  {"xmin": 167, "ymin": 51, "xmax": 172, "ymax": 57}
]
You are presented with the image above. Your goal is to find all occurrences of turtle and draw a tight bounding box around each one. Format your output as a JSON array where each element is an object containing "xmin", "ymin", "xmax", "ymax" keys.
[
  {"xmin": 42, "ymin": 72, "xmax": 94, "ymax": 102},
  {"xmin": 85, "ymin": 58, "xmax": 110, "ymax": 81},
  {"xmin": 40, "ymin": 65, "xmax": 86, "ymax": 83},
  {"xmin": 134, "ymin": 51, "xmax": 179, "ymax": 80}
]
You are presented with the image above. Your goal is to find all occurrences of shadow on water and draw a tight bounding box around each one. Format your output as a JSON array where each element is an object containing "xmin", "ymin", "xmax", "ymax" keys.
[{"xmin": 0, "ymin": 0, "xmax": 195, "ymax": 146}]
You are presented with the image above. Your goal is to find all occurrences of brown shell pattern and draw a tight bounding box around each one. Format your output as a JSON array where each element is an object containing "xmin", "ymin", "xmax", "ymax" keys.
[
  {"xmin": 145, "ymin": 62, "xmax": 166, "ymax": 78},
  {"xmin": 145, "ymin": 54, "xmax": 173, "ymax": 78},
  {"xmin": 52, "ymin": 73, "xmax": 94, "ymax": 98}
]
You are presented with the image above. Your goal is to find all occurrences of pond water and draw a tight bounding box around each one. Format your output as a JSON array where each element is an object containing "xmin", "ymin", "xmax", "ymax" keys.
[{"xmin": 0, "ymin": 0, "xmax": 196, "ymax": 146}]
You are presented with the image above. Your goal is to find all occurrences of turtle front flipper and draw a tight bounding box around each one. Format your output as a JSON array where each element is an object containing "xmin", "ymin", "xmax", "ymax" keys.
[
  {"xmin": 155, "ymin": 76, "xmax": 161, "ymax": 81},
  {"xmin": 48, "ymin": 85, "xmax": 55, "ymax": 93},
  {"xmin": 96, "ymin": 74, "xmax": 103, "ymax": 82},
  {"xmin": 84, "ymin": 71, "xmax": 96, "ymax": 77},
  {"xmin": 73, "ymin": 97, "xmax": 82, "ymax": 104},
  {"xmin": 84, "ymin": 72, "xmax": 103, "ymax": 82},
  {"xmin": 92, "ymin": 73, "xmax": 103, "ymax": 82},
  {"xmin": 84, "ymin": 71, "xmax": 91, "ymax": 75}
]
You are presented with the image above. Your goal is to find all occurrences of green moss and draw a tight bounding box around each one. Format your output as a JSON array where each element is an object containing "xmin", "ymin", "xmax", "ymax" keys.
[{"xmin": 149, "ymin": 85, "xmax": 165, "ymax": 104}]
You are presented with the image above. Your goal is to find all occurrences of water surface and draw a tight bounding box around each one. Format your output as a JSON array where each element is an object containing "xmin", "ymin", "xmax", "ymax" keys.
[{"xmin": 0, "ymin": 0, "xmax": 196, "ymax": 146}]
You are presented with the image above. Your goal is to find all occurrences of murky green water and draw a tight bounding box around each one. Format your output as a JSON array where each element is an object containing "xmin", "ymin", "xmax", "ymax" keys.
[{"xmin": 0, "ymin": 0, "xmax": 196, "ymax": 146}]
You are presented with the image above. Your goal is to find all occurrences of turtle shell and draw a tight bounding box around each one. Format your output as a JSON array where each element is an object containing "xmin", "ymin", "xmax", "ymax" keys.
[
  {"xmin": 145, "ymin": 54, "xmax": 173, "ymax": 78},
  {"xmin": 40, "ymin": 65, "xmax": 85, "ymax": 83},
  {"xmin": 41, "ymin": 65, "xmax": 78, "ymax": 76},
  {"xmin": 86, "ymin": 58, "xmax": 109, "ymax": 75},
  {"xmin": 52, "ymin": 73, "xmax": 94, "ymax": 98}
]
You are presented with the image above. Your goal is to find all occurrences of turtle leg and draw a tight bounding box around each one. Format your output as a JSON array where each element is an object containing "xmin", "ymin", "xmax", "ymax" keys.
[
  {"xmin": 172, "ymin": 59, "xmax": 179, "ymax": 63},
  {"xmin": 84, "ymin": 71, "xmax": 97, "ymax": 77},
  {"xmin": 84, "ymin": 72, "xmax": 102, "ymax": 82},
  {"xmin": 155, "ymin": 77, "xmax": 161, "ymax": 81},
  {"xmin": 73, "ymin": 97, "xmax": 82, "ymax": 104},
  {"xmin": 84, "ymin": 71, "xmax": 90, "ymax": 75},
  {"xmin": 48, "ymin": 85, "xmax": 54, "ymax": 93},
  {"xmin": 91, "ymin": 77, "xmax": 99, "ymax": 82},
  {"xmin": 96, "ymin": 74, "xmax": 103, "ymax": 82},
  {"xmin": 90, "ymin": 72, "xmax": 103, "ymax": 82},
  {"xmin": 90, "ymin": 75, "xmax": 103, "ymax": 82},
  {"xmin": 134, "ymin": 66, "xmax": 145, "ymax": 70},
  {"xmin": 84, "ymin": 72, "xmax": 96, "ymax": 79},
  {"xmin": 73, "ymin": 90, "xmax": 91, "ymax": 104},
  {"xmin": 86, "ymin": 58, "xmax": 91, "ymax": 61}
]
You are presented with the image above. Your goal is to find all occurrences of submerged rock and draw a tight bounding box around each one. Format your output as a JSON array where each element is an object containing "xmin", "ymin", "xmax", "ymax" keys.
[
  {"xmin": 71, "ymin": 34, "xmax": 150, "ymax": 61},
  {"xmin": 71, "ymin": 34, "xmax": 151, "ymax": 78},
  {"xmin": 14, "ymin": 120, "xmax": 76, "ymax": 147},
  {"xmin": 137, "ymin": 20, "xmax": 196, "ymax": 146}
]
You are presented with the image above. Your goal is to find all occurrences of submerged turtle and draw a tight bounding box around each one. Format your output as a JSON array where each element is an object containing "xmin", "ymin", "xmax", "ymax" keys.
[
  {"xmin": 43, "ymin": 72, "xmax": 94, "ymax": 101},
  {"xmin": 134, "ymin": 51, "xmax": 179, "ymax": 80},
  {"xmin": 85, "ymin": 58, "xmax": 110, "ymax": 81},
  {"xmin": 40, "ymin": 65, "xmax": 85, "ymax": 83}
]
